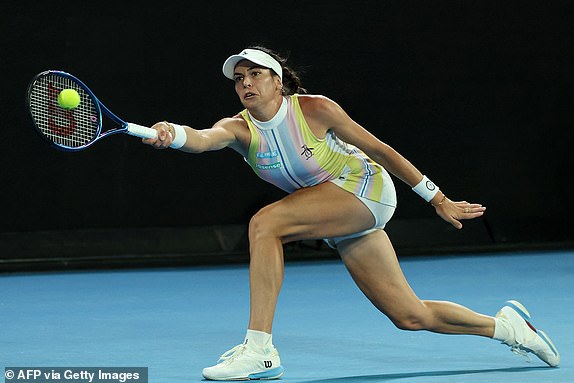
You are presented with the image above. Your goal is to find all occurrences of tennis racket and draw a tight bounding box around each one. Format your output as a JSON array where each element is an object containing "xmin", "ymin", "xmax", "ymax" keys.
[{"xmin": 27, "ymin": 70, "xmax": 166, "ymax": 151}]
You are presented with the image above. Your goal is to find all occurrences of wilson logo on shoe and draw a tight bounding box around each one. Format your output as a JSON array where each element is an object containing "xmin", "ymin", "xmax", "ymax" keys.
[{"xmin": 264, "ymin": 361, "xmax": 272, "ymax": 368}]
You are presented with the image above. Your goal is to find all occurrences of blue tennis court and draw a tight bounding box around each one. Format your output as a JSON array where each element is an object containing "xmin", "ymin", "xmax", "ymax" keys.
[{"xmin": 1, "ymin": 249, "xmax": 571, "ymax": 382}]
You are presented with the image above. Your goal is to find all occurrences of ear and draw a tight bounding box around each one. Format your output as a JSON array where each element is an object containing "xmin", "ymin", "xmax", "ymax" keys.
[{"xmin": 274, "ymin": 76, "xmax": 283, "ymax": 92}]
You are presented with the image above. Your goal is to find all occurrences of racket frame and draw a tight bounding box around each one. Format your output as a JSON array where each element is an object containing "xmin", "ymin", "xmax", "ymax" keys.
[{"xmin": 27, "ymin": 70, "xmax": 157, "ymax": 152}]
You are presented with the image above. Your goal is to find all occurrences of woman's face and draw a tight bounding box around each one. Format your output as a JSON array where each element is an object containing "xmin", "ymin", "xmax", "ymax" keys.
[{"xmin": 233, "ymin": 59, "xmax": 282, "ymax": 108}]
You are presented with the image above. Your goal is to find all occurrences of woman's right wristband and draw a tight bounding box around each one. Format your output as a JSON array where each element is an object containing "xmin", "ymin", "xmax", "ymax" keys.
[{"xmin": 164, "ymin": 122, "xmax": 187, "ymax": 149}]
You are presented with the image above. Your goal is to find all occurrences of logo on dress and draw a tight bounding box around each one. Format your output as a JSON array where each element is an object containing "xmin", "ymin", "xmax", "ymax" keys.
[
  {"xmin": 300, "ymin": 145, "xmax": 314, "ymax": 160},
  {"xmin": 257, "ymin": 150, "xmax": 279, "ymax": 158},
  {"xmin": 256, "ymin": 162, "xmax": 282, "ymax": 170}
]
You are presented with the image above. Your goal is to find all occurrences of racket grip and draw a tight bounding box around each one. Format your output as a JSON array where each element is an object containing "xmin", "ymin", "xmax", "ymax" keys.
[{"xmin": 126, "ymin": 123, "xmax": 158, "ymax": 139}]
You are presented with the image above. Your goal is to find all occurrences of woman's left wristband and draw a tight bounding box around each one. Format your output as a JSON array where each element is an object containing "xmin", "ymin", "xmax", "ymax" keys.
[{"xmin": 412, "ymin": 175, "xmax": 440, "ymax": 202}]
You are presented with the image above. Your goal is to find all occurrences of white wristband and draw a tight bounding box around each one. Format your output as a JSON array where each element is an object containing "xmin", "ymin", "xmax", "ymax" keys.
[
  {"xmin": 168, "ymin": 123, "xmax": 187, "ymax": 149},
  {"xmin": 412, "ymin": 175, "xmax": 440, "ymax": 202}
]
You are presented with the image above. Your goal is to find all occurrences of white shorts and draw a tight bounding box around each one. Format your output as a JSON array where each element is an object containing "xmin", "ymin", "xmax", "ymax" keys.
[{"xmin": 324, "ymin": 173, "xmax": 397, "ymax": 249}]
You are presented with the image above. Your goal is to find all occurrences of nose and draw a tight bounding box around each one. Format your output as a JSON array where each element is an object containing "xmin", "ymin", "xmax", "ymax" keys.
[{"xmin": 242, "ymin": 77, "xmax": 252, "ymax": 88}]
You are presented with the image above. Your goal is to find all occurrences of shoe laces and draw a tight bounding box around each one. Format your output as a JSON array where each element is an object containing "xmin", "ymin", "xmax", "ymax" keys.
[
  {"xmin": 510, "ymin": 344, "xmax": 532, "ymax": 363},
  {"xmin": 217, "ymin": 344, "xmax": 248, "ymax": 364}
]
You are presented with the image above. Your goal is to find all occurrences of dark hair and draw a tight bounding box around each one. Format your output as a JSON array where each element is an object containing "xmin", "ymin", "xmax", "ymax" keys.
[{"xmin": 247, "ymin": 45, "xmax": 307, "ymax": 95}]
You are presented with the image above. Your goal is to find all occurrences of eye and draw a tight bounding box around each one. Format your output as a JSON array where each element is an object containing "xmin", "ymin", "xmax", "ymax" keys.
[{"xmin": 233, "ymin": 75, "xmax": 243, "ymax": 83}]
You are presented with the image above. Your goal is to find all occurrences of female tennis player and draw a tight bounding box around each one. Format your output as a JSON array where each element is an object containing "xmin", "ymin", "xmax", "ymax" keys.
[{"xmin": 143, "ymin": 46, "xmax": 559, "ymax": 380}]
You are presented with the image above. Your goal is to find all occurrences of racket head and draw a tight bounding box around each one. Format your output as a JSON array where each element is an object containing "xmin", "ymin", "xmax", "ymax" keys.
[{"xmin": 27, "ymin": 70, "xmax": 103, "ymax": 151}]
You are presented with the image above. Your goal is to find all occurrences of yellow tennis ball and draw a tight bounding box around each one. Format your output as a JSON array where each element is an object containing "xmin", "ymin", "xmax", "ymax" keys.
[{"xmin": 57, "ymin": 88, "xmax": 81, "ymax": 109}]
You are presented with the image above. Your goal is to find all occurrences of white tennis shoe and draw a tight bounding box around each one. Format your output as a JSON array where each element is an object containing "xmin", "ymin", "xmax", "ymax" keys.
[
  {"xmin": 202, "ymin": 340, "xmax": 284, "ymax": 380},
  {"xmin": 495, "ymin": 300, "xmax": 560, "ymax": 367}
]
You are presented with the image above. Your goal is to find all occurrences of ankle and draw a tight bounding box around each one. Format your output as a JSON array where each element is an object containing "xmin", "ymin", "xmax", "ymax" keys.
[
  {"xmin": 493, "ymin": 317, "xmax": 513, "ymax": 343},
  {"xmin": 245, "ymin": 329, "xmax": 273, "ymax": 348}
]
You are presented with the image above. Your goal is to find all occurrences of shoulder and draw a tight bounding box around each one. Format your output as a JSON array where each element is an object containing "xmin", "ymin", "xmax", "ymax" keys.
[
  {"xmin": 213, "ymin": 114, "xmax": 251, "ymax": 151},
  {"xmin": 214, "ymin": 114, "xmax": 248, "ymax": 129},
  {"xmin": 297, "ymin": 94, "xmax": 349, "ymax": 126},
  {"xmin": 297, "ymin": 94, "xmax": 337, "ymax": 112}
]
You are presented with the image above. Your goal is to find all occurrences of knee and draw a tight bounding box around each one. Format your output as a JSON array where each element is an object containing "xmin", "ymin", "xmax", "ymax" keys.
[
  {"xmin": 389, "ymin": 311, "xmax": 431, "ymax": 331},
  {"xmin": 248, "ymin": 206, "xmax": 282, "ymax": 243}
]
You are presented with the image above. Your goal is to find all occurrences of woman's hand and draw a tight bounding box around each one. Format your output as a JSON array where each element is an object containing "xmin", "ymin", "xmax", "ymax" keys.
[
  {"xmin": 432, "ymin": 195, "xmax": 486, "ymax": 229},
  {"xmin": 142, "ymin": 121, "xmax": 174, "ymax": 149}
]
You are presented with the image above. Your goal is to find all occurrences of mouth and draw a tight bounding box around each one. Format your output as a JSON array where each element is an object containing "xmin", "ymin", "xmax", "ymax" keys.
[{"xmin": 244, "ymin": 92, "xmax": 256, "ymax": 100}]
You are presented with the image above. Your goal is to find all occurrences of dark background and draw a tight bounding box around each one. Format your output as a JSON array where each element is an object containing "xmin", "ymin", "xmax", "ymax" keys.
[{"xmin": 1, "ymin": 1, "xmax": 572, "ymax": 270}]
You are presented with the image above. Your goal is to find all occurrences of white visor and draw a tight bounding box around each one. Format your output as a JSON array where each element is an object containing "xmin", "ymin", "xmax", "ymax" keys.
[{"xmin": 222, "ymin": 49, "xmax": 283, "ymax": 80}]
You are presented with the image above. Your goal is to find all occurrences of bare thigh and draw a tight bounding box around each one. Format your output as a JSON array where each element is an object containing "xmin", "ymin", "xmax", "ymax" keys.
[
  {"xmin": 337, "ymin": 230, "xmax": 427, "ymax": 327},
  {"xmin": 252, "ymin": 182, "xmax": 376, "ymax": 243}
]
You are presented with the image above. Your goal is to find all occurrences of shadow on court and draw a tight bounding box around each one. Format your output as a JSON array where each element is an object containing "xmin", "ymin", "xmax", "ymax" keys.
[{"xmin": 297, "ymin": 366, "xmax": 550, "ymax": 382}]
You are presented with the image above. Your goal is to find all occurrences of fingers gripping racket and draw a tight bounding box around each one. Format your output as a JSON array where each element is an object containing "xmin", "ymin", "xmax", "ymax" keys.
[{"xmin": 27, "ymin": 70, "xmax": 164, "ymax": 151}]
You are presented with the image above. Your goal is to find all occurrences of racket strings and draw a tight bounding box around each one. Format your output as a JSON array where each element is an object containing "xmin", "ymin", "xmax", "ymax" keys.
[{"xmin": 29, "ymin": 74, "xmax": 99, "ymax": 148}]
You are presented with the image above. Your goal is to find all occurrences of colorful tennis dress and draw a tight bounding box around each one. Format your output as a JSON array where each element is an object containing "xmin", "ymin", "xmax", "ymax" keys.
[{"xmin": 241, "ymin": 95, "xmax": 397, "ymax": 208}]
